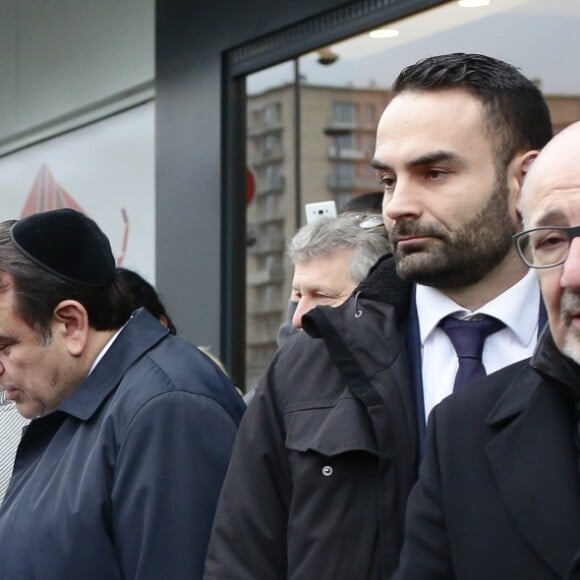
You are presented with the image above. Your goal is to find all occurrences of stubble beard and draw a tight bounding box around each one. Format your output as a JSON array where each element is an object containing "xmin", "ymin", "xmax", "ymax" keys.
[
  {"xmin": 389, "ymin": 177, "xmax": 517, "ymax": 289},
  {"xmin": 560, "ymin": 292, "xmax": 580, "ymax": 365}
]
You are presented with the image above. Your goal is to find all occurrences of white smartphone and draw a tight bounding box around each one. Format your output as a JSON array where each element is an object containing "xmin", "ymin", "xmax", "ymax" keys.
[{"xmin": 305, "ymin": 201, "xmax": 337, "ymax": 224}]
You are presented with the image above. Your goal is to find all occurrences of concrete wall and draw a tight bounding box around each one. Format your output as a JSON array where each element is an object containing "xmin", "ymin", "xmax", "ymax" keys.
[{"xmin": 0, "ymin": 0, "xmax": 154, "ymax": 153}]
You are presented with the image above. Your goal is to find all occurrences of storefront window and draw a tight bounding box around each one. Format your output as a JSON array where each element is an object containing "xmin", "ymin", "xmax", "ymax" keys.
[{"xmin": 244, "ymin": 0, "xmax": 580, "ymax": 388}]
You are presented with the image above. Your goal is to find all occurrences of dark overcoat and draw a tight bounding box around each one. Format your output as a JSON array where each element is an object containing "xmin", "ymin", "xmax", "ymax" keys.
[
  {"xmin": 204, "ymin": 256, "xmax": 418, "ymax": 579},
  {"xmin": 0, "ymin": 308, "xmax": 245, "ymax": 580},
  {"xmin": 395, "ymin": 347, "xmax": 580, "ymax": 580}
]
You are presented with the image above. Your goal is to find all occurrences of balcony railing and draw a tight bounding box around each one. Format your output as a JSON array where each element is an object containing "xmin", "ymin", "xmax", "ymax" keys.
[
  {"xmin": 327, "ymin": 174, "xmax": 380, "ymax": 191},
  {"xmin": 256, "ymin": 175, "xmax": 285, "ymax": 194},
  {"xmin": 327, "ymin": 146, "xmax": 367, "ymax": 160}
]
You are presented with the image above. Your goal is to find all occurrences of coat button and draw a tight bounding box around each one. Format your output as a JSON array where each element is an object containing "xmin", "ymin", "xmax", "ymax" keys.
[{"xmin": 322, "ymin": 465, "xmax": 333, "ymax": 477}]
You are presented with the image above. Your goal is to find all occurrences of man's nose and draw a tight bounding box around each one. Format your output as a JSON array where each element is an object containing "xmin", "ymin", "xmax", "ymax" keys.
[
  {"xmin": 561, "ymin": 237, "xmax": 580, "ymax": 288},
  {"xmin": 292, "ymin": 299, "xmax": 306, "ymax": 329},
  {"xmin": 292, "ymin": 297, "xmax": 313, "ymax": 330},
  {"xmin": 383, "ymin": 178, "xmax": 421, "ymax": 221}
]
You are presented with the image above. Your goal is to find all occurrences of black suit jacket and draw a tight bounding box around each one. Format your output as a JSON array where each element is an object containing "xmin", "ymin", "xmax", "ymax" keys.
[{"xmin": 395, "ymin": 360, "xmax": 580, "ymax": 580}]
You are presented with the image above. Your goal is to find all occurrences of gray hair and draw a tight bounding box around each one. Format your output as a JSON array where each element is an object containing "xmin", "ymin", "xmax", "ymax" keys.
[{"xmin": 288, "ymin": 214, "xmax": 390, "ymax": 284}]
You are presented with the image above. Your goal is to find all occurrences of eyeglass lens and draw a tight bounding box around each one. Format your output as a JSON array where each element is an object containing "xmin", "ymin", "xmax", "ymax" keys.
[{"xmin": 517, "ymin": 226, "xmax": 580, "ymax": 268}]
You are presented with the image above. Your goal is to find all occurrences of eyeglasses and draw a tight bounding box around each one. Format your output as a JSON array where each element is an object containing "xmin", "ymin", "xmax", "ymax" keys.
[{"xmin": 513, "ymin": 225, "xmax": 580, "ymax": 268}]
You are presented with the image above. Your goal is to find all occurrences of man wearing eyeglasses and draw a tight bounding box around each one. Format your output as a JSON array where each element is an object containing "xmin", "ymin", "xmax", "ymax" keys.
[{"xmin": 394, "ymin": 120, "xmax": 580, "ymax": 579}]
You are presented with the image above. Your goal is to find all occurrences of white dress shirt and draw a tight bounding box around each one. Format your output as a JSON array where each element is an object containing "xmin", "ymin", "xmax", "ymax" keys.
[{"xmin": 418, "ymin": 269, "xmax": 541, "ymax": 421}]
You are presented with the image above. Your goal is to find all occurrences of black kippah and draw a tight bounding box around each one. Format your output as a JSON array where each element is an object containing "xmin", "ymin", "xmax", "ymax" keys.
[{"xmin": 11, "ymin": 209, "xmax": 116, "ymax": 286}]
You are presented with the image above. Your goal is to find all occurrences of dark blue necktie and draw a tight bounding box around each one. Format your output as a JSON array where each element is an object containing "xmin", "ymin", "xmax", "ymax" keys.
[{"xmin": 439, "ymin": 315, "xmax": 505, "ymax": 391}]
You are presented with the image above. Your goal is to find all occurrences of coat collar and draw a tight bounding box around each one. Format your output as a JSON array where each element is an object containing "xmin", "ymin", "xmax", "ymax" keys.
[
  {"xmin": 59, "ymin": 308, "xmax": 168, "ymax": 421},
  {"xmin": 354, "ymin": 253, "xmax": 412, "ymax": 313},
  {"xmin": 300, "ymin": 254, "xmax": 417, "ymax": 469},
  {"xmin": 486, "ymin": 325, "xmax": 576, "ymax": 425},
  {"xmin": 484, "ymin": 342, "xmax": 580, "ymax": 576},
  {"xmin": 302, "ymin": 254, "xmax": 412, "ymax": 340},
  {"xmin": 486, "ymin": 364, "xmax": 542, "ymax": 426},
  {"xmin": 301, "ymin": 254, "xmax": 411, "ymax": 375},
  {"xmin": 530, "ymin": 326, "xmax": 580, "ymax": 400}
]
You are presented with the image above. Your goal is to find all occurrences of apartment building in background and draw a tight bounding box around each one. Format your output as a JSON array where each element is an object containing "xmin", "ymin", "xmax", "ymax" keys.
[{"xmin": 245, "ymin": 81, "xmax": 580, "ymax": 387}]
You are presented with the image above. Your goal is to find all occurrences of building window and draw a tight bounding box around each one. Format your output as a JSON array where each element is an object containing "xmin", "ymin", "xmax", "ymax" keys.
[
  {"xmin": 332, "ymin": 101, "xmax": 358, "ymax": 124},
  {"xmin": 263, "ymin": 102, "xmax": 282, "ymax": 124}
]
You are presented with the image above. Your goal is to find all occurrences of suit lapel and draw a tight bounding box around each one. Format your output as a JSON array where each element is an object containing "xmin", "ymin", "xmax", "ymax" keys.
[{"xmin": 486, "ymin": 369, "xmax": 580, "ymax": 577}]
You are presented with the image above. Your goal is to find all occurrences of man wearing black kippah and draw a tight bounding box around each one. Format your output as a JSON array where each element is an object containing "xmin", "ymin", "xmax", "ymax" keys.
[{"xmin": 0, "ymin": 209, "xmax": 245, "ymax": 580}]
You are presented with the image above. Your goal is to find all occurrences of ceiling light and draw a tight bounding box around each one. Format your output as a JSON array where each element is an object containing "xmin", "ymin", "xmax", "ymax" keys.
[
  {"xmin": 369, "ymin": 28, "xmax": 400, "ymax": 39},
  {"xmin": 317, "ymin": 47, "xmax": 339, "ymax": 66},
  {"xmin": 458, "ymin": 0, "xmax": 491, "ymax": 7}
]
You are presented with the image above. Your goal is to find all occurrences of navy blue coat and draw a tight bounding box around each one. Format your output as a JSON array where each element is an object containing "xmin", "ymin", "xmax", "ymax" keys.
[{"xmin": 0, "ymin": 308, "xmax": 245, "ymax": 579}]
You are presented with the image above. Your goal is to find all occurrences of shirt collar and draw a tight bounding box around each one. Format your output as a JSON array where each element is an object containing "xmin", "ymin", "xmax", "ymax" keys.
[
  {"xmin": 416, "ymin": 268, "xmax": 540, "ymax": 347},
  {"xmin": 87, "ymin": 325, "xmax": 125, "ymax": 375},
  {"xmin": 58, "ymin": 309, "xmax": 168, "ymax": 421}
]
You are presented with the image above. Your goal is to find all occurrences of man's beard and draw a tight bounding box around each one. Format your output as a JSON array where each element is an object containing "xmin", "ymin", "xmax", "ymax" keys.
[
  {"xmin": 388, "ymin": 177, "xmax": 517, "ymax": 289},
  {"xmin": 560, "ymin": 291, "xmax": 580, "ymax": 365}
]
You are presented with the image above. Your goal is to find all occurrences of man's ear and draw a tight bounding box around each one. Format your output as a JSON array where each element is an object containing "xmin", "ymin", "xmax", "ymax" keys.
[
  {"xmin": 518, "ymin": 150, "xmax": 539, "ymax": 185},
  {"xmin": 52, "ymin": 300, "xmax": 89, "ymax": 357},
  {"xmin": 508, "ymin": 150, "xmax": 540, "ymax": 221},
  {"xmin": 509, "ymin": 149, "xmax": 539, "ymax": 188}
]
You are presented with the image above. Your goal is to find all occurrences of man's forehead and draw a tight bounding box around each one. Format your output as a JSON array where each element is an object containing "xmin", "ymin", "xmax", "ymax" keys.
[
  {"xmin": 523, "ymin": 190, "xmax": 580, "ymax": 227},
  {"xmin": 374, "ymin": 89, "xmax": 489, "ymax": 163},
  {"xmin": 0, "ymin": 273, "xmax": 19, "ymax": 325},
  {"xmin": 522, "ymin": 144, "xmax": 580, "ymax": 223},
  {"xmin": 378, "ymin": 88, "xmax": 484, "ymax": 126},
  {"xmin": 524, "ymin": 123, "xmax": 580, "ymax": 189},
  {"xmin": 521, "ymin": 123, "xmax": 580, "ymax": 224},
  {"xmin": 293, "ymin": 251, "xmax": 353, "ymax": 279}
]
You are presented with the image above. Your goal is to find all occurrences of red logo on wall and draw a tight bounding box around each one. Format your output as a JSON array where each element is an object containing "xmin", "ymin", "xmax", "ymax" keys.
[{"xmin": 21, "ymin": 164, "xmax": 129, "ymax": 265}]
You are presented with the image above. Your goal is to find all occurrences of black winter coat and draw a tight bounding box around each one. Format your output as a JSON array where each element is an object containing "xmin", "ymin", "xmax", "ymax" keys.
[
  {"xmin": 204, "ymin": 256, "xmax": 418, "ymax": 580},
  {"xmin": 395, "ymin": 330, "xmax": 580, "ymax": 579}
]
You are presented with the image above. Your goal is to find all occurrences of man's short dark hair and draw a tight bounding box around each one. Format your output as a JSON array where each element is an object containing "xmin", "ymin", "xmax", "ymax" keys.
[
  {"xmin": 0, "ymin": 220, "xmax": 132, "ymax": 342},
  {"xmin": 341, "ymin": 191, "xmax": 383, "ymax": 215},
  {"xmin": 392, "ymin": 53, "xmax": 553, "ymax": 167}
]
